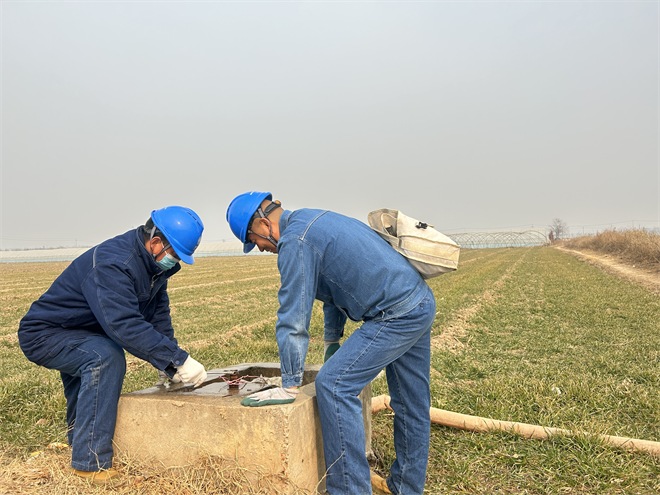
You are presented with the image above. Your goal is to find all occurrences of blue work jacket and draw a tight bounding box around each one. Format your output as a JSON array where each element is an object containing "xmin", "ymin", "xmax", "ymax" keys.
[
  {"xmin": 276, "ymin": 209, "xmax": 429, "ymax": 387},
  {"xmin": 18, "ymin": 228, "xmax": 189, "ymax": 374}
]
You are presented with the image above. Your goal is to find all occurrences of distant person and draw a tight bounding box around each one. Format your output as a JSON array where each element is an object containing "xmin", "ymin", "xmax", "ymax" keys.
[
  {"xmin": 226, "ymin": 192, "xmax": 436, "ymax": 495},
  {"xmin": 18, "ymin": 207, "xmax": 208, "ymax": 484}
]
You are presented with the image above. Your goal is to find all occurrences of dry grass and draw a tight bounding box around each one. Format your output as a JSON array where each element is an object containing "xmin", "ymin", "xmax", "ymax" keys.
[
  {"xmin": 0, "ymin": 447, "xmax": 317, "ymax": 495},
  {"xmin": 563, "ymin": 228, "xmax": 660, "ymax": 266}
]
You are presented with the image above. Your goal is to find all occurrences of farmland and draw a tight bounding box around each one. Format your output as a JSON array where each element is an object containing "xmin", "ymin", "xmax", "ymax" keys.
[{"xmin": 1, "ymin": 246, "xmax": 659, "ymax": 494}]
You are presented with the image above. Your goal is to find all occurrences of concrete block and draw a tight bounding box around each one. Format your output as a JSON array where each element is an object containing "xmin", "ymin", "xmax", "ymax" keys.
[{"xmin": 113, "ymin": 363, "xmax": 372, "ymax": 493}]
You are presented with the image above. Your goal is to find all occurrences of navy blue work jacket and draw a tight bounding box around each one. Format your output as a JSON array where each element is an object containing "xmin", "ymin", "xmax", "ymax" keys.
[{"xmin": 18, "ymin": 228, "xmax": 189, "ymax": 373}]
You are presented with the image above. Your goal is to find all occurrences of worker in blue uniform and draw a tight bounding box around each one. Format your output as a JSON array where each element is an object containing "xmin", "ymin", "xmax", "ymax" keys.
[
  {"xmin": 18, "ymin": 206, "xmax": 207, "ymax": 484},
  {"xmin": 226, "ymin": 192, "xmax": 436, "ymax": 495}
]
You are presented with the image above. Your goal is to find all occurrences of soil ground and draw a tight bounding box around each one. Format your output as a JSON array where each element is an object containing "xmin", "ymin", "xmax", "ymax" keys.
[{"xmin": 556, "ymin": 246, "xmax": 659, "ymax": 294}]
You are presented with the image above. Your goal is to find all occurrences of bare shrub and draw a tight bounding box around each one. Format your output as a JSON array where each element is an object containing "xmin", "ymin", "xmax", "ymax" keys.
[
  {"xmin": 549, "ymin": 218, "xmax": 569, "ymax": 240},
  {"xmin": 564, "ymin": 229, "xmax": 660, "ymax": 265}
]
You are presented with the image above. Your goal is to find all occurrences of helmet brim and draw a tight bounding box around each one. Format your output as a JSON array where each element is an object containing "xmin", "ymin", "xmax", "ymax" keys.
[{"xmin": 175, "ymin": 251, "xmax": 195, "ymax": 264}]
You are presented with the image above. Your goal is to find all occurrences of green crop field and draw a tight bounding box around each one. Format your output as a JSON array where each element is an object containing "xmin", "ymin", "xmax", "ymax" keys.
[{"xmin": 1, "ymin": 246, "xmax": 659, "ymax": 494}]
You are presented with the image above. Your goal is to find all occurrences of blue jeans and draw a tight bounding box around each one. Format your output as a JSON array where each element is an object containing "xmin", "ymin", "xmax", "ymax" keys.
[
  {"xmin": 316, "ymin": 287, "xmax": 435, "ymax": 495},
  {"xmin": 42, "ymin": 334, "xmax": 126, "ymax": 471}
]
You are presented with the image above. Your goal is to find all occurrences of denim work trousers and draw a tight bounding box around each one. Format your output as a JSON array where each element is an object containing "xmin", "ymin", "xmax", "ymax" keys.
[
  {"xmin": 42, "ymin": 334, "xmax": 126, "ymax": 471},
  {"xmin": 316, "ymin": 287, "xmax": 436, "ymax": 495}
]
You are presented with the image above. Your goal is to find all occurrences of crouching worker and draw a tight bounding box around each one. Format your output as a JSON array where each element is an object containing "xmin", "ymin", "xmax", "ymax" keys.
[
  {"xmin": 18, "ymin": 206, "xmax": 208, "ymax": 484},
  {"xmin": 226, "ymin": 192, "xmax": 436, "ymax": 495}
]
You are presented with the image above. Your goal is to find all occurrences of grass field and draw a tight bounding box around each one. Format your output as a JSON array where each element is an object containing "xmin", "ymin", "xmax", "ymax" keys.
[{"xmin": 1, "ymin": 246, "xmax": 659, "ymax": 494}]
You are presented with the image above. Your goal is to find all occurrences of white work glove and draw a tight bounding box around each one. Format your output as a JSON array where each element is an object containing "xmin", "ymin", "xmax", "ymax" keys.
[
  {"xmin": 240, "ymin": 387, "xmax": 299, "ymax": 407},
  {"xmin": 174, "ymin": 356, "xmax": 207, "ymax": 387},
  {"xmin": 155, "ymin": 370, "xmax": 168, "ymax": 386},
  {"xmin": 155, "ymin": 369, "xmax": 182, "ymax": 386}
]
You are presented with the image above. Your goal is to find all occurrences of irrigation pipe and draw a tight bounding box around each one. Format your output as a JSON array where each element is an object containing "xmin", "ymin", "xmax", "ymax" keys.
[{"xmin": 371, "ymin": 395, "xmax": 660, "ymax": 457}]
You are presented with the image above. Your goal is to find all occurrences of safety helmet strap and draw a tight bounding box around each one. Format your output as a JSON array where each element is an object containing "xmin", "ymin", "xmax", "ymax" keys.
[
  {"xmin": 149, "ymin": 226, "xmax": 172, "ymax": 260},
  {"xmin": 247, "ymin": 200, "xmax": 281, "ymax": 248}
]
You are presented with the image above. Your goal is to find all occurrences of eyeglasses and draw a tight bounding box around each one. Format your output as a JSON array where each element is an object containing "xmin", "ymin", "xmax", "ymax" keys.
[
  {"xmin": 246, "ymin": 200, "xmax": 282, "ymax": 236},
  {"xmin": 153, "ymin": 238, "xmax": 180, "ymax": 260},
  {"xmin": 246, "ymin": 211, "xmax": 261, "ymax": 234}
]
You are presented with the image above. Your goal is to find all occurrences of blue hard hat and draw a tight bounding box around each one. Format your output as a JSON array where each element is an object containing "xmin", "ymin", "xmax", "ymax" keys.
[
  {"xmin": 226, "ymin": 191, "xmax": 272, "ymax": 253},
  {"xmin": 151, "ymin": 206, "xmax": 204, "ymax": 264}
]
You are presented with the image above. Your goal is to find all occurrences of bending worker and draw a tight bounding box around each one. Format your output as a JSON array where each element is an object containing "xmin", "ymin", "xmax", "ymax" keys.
[
  {"xmin": 227, "ymin": 192, "xmax": 436, "ymax": 495},
  {"xmin": 18, "ymin": 206, "xmax": 208, "ymax": 484}
]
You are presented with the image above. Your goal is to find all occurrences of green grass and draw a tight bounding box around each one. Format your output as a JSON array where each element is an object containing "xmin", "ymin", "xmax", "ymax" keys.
[{"xmin": 2, "ymin": 247, "xmax": 660, "ymax": 493}]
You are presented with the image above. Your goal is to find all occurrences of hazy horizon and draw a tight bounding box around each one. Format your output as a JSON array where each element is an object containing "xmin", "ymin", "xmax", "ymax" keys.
[{"xmin": 2, "ymin": 2, "xmax": 658, "ymax": 250}]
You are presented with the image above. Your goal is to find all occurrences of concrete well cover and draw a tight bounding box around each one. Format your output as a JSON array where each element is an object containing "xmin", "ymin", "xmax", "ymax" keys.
[{"xmin": 113, "ymin": 363, "xmax": 372, "ymax": 494}]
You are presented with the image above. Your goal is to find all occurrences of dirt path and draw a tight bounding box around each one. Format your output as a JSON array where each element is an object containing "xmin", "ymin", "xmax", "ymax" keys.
[{"xmin": 557, "ymin": 247, "xmax": 659, "ymax": 294}]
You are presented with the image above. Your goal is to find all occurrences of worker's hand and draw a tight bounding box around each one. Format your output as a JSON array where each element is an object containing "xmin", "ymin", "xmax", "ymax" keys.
[
  {"xmin": 240, "ymin": 387, "xmax": 299, "ymax": 407},
  {"xmin": 155, "ymin": 370, "xmax": 182, "ymax": 386},
  {"xmin": 174, "ymin": 356, "xmax": 207, "ymax": 387}
]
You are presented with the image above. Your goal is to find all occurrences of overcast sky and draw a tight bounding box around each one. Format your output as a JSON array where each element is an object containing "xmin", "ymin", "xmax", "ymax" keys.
[{"xmin": 2, "ymin": 1, "xmax": 658, "ymax": 250}]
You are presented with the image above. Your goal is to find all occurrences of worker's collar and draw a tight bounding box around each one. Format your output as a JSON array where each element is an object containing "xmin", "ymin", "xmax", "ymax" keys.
[{"xmin": 279, "ymin": 210, "xmax": 292, "ymax": 237}]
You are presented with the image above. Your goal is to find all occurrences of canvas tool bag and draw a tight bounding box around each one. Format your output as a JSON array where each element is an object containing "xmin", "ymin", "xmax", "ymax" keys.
[{"xmin": 368, "ymin": 208, "xmax": 460, "ymax": 279}]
